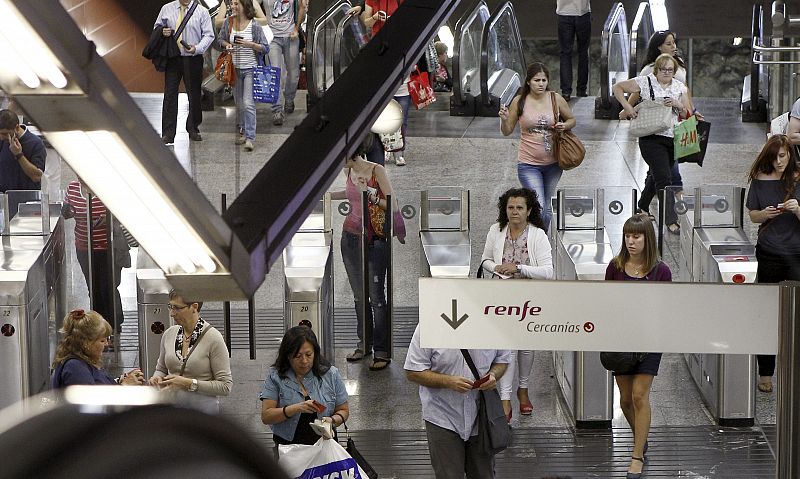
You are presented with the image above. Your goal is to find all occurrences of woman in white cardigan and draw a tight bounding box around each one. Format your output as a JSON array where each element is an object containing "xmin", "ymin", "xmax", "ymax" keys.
[{"xmin": 481, "ymin": 187, "xmax": 554, "ymax": 422}]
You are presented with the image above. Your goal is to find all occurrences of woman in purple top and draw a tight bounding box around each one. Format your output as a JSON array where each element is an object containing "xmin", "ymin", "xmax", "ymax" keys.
[{"xmin": 605, "ymin": 213, "xmax": 671, "ymax": 479}]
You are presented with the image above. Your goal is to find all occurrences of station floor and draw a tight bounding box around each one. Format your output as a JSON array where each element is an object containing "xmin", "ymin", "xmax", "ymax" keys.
[{"xmin": 57, "ymin": 89, "xmax": 780, "ymax": 477}]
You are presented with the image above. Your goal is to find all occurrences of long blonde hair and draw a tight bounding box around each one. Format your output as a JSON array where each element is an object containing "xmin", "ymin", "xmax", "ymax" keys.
[
  {"xmin": 53, "ymin": 309, "xmax": 112, "ymax": 369},
  {"xmin": 613, "ymin": 214, "xmax": 660, "ymax": 274}
]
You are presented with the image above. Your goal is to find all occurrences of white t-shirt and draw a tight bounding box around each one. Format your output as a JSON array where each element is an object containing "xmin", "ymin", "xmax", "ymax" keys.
[
  {"xmin": 634, "ymin": 73, "xmax": 688, "ymax": 138},
  {"xmin": 556, "ymin": 0, "xmax": 591, "ymax": 16}
]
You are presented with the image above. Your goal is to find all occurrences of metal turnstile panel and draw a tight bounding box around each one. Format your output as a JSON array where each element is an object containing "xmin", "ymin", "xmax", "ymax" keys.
[
  {"xmin": 0, "ymin": 305, "xmax": 24, "ymax": 408},
  {"xmin": 136, "ymin": 253, "xmax": 174, "ymax": 379}
]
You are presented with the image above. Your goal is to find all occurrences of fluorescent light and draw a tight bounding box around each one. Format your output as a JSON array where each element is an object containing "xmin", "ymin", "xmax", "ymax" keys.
[
  {"xmin": 437, "ymin": 25, "xmax": 454, "ymax": 58},
  {"xmin": 648, "ymin": 0, "xmax": 669, "ymax": 31},
  {"xmin": 0, "ymin": 0, "xmax": 68, "ymax": 89},
  {"xmin": 733, "ymin": 37, "xmax": 743, "ymax": 46},
  {"xmin": 46, "ymin": 131, "xmax": 219, "ymax": 275}
]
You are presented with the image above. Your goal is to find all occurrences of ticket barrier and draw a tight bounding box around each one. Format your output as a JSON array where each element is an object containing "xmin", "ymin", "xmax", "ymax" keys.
[
  {"xmin": 420, "ymin": 188, "xmax": 470, "ymax": 278},
  {"xmin": 0, "ymin": 191, "xmax": 65, "ymax": 410},
  {"xmin": 283, "ymin": 195, "xmax": 334, "ymax": 361},
  {"xmin": 553, "ymin": 188, "xmax": 637, "ymax": 428},
  {"xmin": 136, "ymin": 251, "xmax": 173, "ymax": 379},
  {"xmin": 674, "ymin": 186, "xmax": 758, "ymax": 426}
]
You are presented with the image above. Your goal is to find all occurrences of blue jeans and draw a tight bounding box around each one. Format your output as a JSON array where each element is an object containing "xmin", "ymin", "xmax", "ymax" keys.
[
  {"xmin": 268, "ymin": 36, "xmax": 300, "ymax": 112},
  {"xmin": 234, "ymin": 68, "xmax": 256, "ymax": 140},
  {"xmin": 517, "ymin": 162, "xmax": 562, "ymax": 230},
  {"xmin": 394, "ymin": 94, "xmax": 411, "ymax": 153},
  {"xmin": 340, "ymin": 231, "xmax": 390, "ymax": 358}
]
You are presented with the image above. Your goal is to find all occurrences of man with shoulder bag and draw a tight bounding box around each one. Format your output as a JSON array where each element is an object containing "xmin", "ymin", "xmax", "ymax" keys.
[{"xmin": 404, "ymin": 325, "xmax": 511, "ymax": 478}]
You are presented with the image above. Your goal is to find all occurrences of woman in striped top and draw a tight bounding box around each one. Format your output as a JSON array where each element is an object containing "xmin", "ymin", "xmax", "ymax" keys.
[{"xmin": 219, "ymin": 0, "xmax": 270, "ymax": 152}]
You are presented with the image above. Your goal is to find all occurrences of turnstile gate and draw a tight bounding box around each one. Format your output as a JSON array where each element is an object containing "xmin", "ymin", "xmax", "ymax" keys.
[
  {"xmin": 0, "ymin": 191, "xmax": 65, "ymax": 409},
  {"xmin": 674, "ymin": 186, "xmax": 758, "ymax": 426},
  {"xmin": 420, "ymin": 188, "xmax": 470, "ymax": 278},
  {"xmin": 283, "ymin": 195, "xmax": 334, "ymax": 361},
  {"xmin": 136, "ymin": 251, "xmax": 173, "ymax": 379},
  {"xmin": 553, "ymin": 187, "xmax": 637, "ymax": 428}
]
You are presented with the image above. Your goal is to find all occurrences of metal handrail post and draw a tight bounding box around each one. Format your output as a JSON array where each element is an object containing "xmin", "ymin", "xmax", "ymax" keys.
[
  {"xmin": 386, "ymin": 194, "xmax": 393, "ymax": 360},
  {"xmin": 776, "ymin": 281, "xmax": 800, "ymax": 478},
  {"xmin": 360, "ymin": 190, "xmax": 369, "ymax": 356},
  {"xmin": 221, "ymin": 194, "xmax": 231, "ymax": 356}
]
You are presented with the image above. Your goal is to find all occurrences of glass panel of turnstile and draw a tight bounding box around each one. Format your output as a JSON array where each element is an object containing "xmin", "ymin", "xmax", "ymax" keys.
[
  {"xmin": 419, "ymin": 187, "xmax": 470, "ymax": 278},
  {"xmin": 676, "ymin": 185, "xmax": 757, "ymax": 426},
  {"xmin": 136, "ymin": 250, "xmax": 173, "ymax": 379},
  {"xmin": 283, "ymin": 195, "xmax": 334, "ymax": 361},
  {"xmin": 451, "ymin": 1, "xmax": 490, "ymax": 115}
]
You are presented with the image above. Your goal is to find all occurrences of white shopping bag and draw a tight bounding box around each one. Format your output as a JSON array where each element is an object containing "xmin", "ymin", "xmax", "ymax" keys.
[{"xmin": 278, "ymin": 438, "xmax": 368, "ymax": 479}]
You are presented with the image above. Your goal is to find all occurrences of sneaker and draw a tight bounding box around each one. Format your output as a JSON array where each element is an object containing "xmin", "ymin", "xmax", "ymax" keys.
[
  {"xmin": 272, "ymin": 111, "xmax": 284, "ymax": 126},
  {"xmin": 285, "ymin": 101, "xmax": 295, "ymax": 114},
  {"xmin": 162, "ymin": 137, "xmax": 174, "ymax": 146},
  {"xmin": 395, "ymin": 155, "xmax": 406, "ymax": 166},
  {"xmin": 577, "ymin": 90, "xmax": 588, "ymax": 97},
  {"xmin": 384, "ymin": 151, "xmax": 394, "ymax": 164},
  {"xmin": 244, "ymin": 139, "xmax": 254, "ymax": 151},
  {"xmin": 188, "ymin": 131, "xmax": 202, "ymax": 141},
  {"xmin": 235, "ymin": 133, "xmax": 246, "ymax": 145},
  {"xmin": 561, "ymin": 92, "xmax": 572, "ymax": 101}
]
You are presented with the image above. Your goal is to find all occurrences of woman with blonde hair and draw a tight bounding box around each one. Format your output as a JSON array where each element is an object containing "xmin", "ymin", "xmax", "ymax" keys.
[
  {"xmin": 51, "ymin": 309, "xmax": 145, "ymax": 388},
  {"xmin": 605, "ymin": 213, "xmax": 671, "ymax": 479}
]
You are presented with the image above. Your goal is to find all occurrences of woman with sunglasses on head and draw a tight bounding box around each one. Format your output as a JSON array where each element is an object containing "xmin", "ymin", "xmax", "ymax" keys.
[
  {"xmin": 746, "ymin": 135, "xmax": 800, "ymax": 394},
  {"xmin": 614, "ymin": 53, "xmax": 693, "ymax": 235},
  {"xmin": 148, "ymin": 290, "xmax": 233, "ymax": 413},
  {"xmin": 606, "ymin": 213, "xmax": 672, "ymax": 479},
  {"xmin": 52, "ymin": 309, "xmax": 145, "ymax": 388}
]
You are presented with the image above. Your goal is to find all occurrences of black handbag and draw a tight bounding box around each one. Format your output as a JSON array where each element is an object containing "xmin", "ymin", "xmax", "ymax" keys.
[
  {"xmin": 599, "ymin": 352, "xmax": 648, "ymax": 374},
  {"xmin": 460, "ymin": 350, "xmax": 511, "ymax": 455},
  {"xmin": 342, "ymin": 423, "xmax": 378, "ymax": 479}
]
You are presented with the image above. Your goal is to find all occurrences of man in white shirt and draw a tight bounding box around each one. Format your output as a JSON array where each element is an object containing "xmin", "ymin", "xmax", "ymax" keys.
[{"xmin": 556, "ymin": 0, "xmax": 591, "ymax": 101}]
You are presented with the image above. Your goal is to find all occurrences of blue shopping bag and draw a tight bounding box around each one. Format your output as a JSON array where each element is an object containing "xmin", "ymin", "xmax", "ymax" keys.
[{"xmin": 253, "ymin": 55, "xmax": 280, "ymax": 104}]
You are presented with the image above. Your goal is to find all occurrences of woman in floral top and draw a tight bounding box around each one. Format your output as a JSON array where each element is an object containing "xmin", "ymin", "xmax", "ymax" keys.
[{"xmin": 480, "ymin": 187, "xmax": 554, "ymax": 421}]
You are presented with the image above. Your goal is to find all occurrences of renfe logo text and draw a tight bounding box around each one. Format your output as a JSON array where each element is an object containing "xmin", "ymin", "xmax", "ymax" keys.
[{"xmin": 483, "ymin": 300, "xmax": 542, "ymax": 321}]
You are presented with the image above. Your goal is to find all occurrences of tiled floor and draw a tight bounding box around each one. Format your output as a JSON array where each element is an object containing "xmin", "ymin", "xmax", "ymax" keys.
[{"xmin": 51, "ymin": 87, "xmax": 777, "ymax": 476}]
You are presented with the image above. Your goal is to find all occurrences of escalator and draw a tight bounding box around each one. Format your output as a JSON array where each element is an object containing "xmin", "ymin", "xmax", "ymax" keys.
[
  {"xmin": 629, "ymin": 1, "xmax": 655, "ymax": 79},
  {"xmin": 450, "ymin": 0, "xmax": 525, "ymax": 117},
  {"xmin": 306, "ymin": 1, "xmax": 369, "ymax": 109},
  {"xmin": 743, "ymin": 3, "xmax": 769, "ymax": 122},
  {"xmin": 594, "ymin": 2, "xmax": 629, "ymax": 119}
]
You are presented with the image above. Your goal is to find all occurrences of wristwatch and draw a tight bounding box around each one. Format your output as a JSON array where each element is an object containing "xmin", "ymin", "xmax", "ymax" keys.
[
  {"xmin": 13, "ymin": 152, "xmax": 23, "ymax": 161},
  {"xmin": 189, "ymin": 378, "xmax": 198, "ymax": 392}
]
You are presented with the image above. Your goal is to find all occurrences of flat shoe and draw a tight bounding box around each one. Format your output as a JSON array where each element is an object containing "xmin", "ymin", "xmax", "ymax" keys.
[
  {"xmin": 758, "ymin": 381, "xmax": 773, "ymax": 393},
  {"xmin": 346, "ymin": 349, "xmax": 369, "ymax": 362},
  {"xmin": 667, "ymin": 222, "xmax": 680, "ymax": 235},
  {"xmin": 369, "ymin": 358, "xmax": 390, "ymax": 371},
  {"xmin": 519, "ymin": 403, "xmax": 533, "ymax": 415}
]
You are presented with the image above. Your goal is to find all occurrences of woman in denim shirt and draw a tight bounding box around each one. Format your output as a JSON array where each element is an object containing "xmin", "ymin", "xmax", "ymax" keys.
[{"xmin": 260, "ymin": 326, "xmax": 350, "ymax": 445}]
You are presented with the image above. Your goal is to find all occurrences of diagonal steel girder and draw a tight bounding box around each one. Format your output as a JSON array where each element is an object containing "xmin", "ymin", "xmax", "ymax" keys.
[{"xmin": 223, "ymin": 0, "xmax": 461, "ymax": 295}]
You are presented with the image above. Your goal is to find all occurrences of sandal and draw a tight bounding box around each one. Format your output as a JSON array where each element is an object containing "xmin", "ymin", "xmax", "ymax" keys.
[
  {"xmin": 667, "ymin": 222, "xmax": 680, "ymax": 235},
  {"xmin": 346, "ymin": 349, "xmax": 370, "ymax": 362},
  {"xmin": 519, "ymin": 402, "xmax": 533, "ymax": 415},
  {"xmin": 758, "ymin": 379, "xmax": 773, "ymax": 393},
  {"xmin": 637, "ymin": 208, "xmax": 656, "ymax": 222},
  {"xmin": 369, "ymin": 358, "xmax": 391, "ymax": 371},
  {"xmin": 626, "ymin": 456, "xmax": 645, "ymax": 479}
]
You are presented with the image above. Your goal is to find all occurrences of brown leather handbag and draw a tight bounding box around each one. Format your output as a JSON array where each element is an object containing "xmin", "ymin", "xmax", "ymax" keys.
[
  {"xmin": 550, "ymin": 92, "xmax": 586, "ymax": 170},
  {"xmin": 215, "ymin": 51, "xmax": 236, "ymax": 87}
]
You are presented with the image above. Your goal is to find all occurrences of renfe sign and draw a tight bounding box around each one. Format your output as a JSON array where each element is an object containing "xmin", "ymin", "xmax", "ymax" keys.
[{"xmin": 418, "ymin": 278, "xmax": 780, "ymax": 355}]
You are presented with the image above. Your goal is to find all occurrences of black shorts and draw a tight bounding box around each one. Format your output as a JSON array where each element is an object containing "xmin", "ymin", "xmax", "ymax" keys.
[{"xmin": 613, "ymin": 353, "xmax": 662, "ymax": 377}]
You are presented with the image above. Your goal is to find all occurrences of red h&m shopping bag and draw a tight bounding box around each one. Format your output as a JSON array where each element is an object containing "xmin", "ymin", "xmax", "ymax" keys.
[{"xmin": 408, "ymin": 67, "xmax": 436, "ymax": 110}]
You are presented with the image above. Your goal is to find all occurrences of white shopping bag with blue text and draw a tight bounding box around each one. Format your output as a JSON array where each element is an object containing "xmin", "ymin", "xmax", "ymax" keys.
[{"xmin": 278, "ymin": 437, "xmax": 368, "ymax": 479}]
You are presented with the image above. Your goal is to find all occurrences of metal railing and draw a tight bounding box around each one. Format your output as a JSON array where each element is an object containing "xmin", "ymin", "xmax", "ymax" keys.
[
  {"xmin": 598, "ymin": 2, "xmax": 628, "ymax": 110},
  {"xmin": 629, "ymin": 2, "xmax": 654, "ymax": 77},
  {"xmin": 307, "ymin": 1, "xmax": 351, "ymax": 105}
]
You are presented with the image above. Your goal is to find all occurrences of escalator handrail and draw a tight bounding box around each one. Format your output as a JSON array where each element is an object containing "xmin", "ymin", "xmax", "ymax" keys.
[
  {"xmin": 479, "ymin": 1, "xmax": 526, "ymax": 107},
  {"xmin": 333, "ymin": 11, "xmax": 361, "ymax": 82},
  {"xmin": 629, "ymin": 2, "xmax": 653, "ymax": 77},
  {"xmin": 307, "ymin": 0, "xmax": 351, "ymax": 103},
  {"xmin": 599, "ymin": 2, "xmax": 627, "ymax": 108},
  {"xmin": 452, "ymin": 0, "xmax": 489, "ymax": 105},
  {"xmin": 749, "ymin": 4, "xmax": 763, "ymax": 110}
]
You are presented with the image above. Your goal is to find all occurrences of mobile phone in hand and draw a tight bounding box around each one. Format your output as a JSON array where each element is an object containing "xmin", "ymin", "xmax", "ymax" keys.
[
  {"xmin": 472, "ymin": 375, "xmax": 490, "ymax": 389},
  {"xmin": 311, "ymin": 400, "xmax": 326, "ymax": 413},
  {"xmin": 777, "ymin": 203, "xmax": 786, "ymax": 212},
  {"xmin": 180, "ymin": 39, "xmax": 192, "ymax": 50},
  {"xmin": 233, "ymin": 35, "xmax": 243, "ymax": 44}
]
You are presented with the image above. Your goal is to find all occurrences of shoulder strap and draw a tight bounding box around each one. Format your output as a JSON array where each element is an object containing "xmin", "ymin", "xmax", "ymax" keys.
[
  {"xmin": 175, "ymin": 1, "xmax": 199, "ymax": 39},
  {"xmin": 646, "ymin": 75, "xmax": 655, "ymax": 100},
  {"xmin": 179, "ymin": 326, "xmax": 212, "ymax": 376},
  {"xmin": 550, "ymin": 91, "xmax": 559, "ymax": 125},
  {"xmin": 460, "ymin": 349, "xmax": 481, "ymax": 380}
]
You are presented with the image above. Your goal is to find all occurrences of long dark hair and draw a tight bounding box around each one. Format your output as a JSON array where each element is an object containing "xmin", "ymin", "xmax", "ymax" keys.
[
  {"xmin": 273, "ymin": 326, "xmax": 331, "ymax": 379},
  {"xmin": 748, "ymin": 134, "xmax": 799, "ymax": 197},
  {"xmin": 496, "ymin": 187, "xmax": 545, "ymax": 230},
  {"xmin": 238, "ymin": 0, "xmax": 256, "ymax": 20},
  {"xmin": 516, "ymin": 62, "xmax": 550, "ymax": 119},
  {"xmin": 642, "ymin": 31, "xmax": 686, "ymax": 70}
]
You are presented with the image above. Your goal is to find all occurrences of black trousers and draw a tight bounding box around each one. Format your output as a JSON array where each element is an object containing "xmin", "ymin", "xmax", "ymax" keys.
[
  {"xmin": 755, "ymin": 246, "xmax": 800, "ymax": 376},
  {"xmin": 557, "ymin": 12, "xmax": 591, "ymax": 95},
  {"xmin": 76, "ymin": 248, "xmax": 124, "ymax": 333},
  {"xmin": 162, "ymin": 55, "xmax": 204, "ymax": 141},
  {"xmin": 637, "ymin": 134, "xmax": 678, "ymax": 225}
]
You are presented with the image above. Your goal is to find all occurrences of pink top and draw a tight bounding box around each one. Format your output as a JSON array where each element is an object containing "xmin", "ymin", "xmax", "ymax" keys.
[
  {"xmin": 342, "ymin": 167, "xmax": 378, "ymax": 236},
  {"xmin": 517, "ymin": 97, "xmax": 556, "ymax": 166}
]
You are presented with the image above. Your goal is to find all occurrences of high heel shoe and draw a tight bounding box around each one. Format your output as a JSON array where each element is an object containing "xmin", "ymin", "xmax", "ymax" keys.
[{"xmin": 626, "ymin": 456, "xmax": 645, "ymax": 479}]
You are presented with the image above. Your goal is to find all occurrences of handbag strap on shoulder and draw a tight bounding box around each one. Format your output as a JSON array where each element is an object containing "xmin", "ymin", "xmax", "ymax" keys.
[
  {"xmin": 550, "ymin": 91, "xmax": 559, "ymax": 125},
  {"xmin": 175, "ymin": 1, "xmax": 198, "ymax": 40},
  {"xmin": 646, "ymin": 75, "xmax": 655, "ymax": 101},
  {"xmin": 460, "ymin": 349, "xmax": 481, "ymax": 380},
  {"xmin": 178, "ymin": 325, "xmax": 212, "ymax": 376}
]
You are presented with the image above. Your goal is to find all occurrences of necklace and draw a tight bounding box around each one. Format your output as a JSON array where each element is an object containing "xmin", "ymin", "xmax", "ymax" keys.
[{"xmin": 628, "ymin": 262, "xmax": 645, "ymax": 276}]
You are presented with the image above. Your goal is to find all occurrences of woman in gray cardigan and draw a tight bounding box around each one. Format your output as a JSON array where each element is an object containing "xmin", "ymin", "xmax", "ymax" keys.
[{"xmin": 149, "ymin": 291, "xmax": 233, "ymax": 414}]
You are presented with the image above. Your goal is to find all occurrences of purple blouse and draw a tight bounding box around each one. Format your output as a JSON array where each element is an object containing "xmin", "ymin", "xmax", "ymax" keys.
[{"xmin": 605, "ymin": 261, "xmax": 672, "ymax": 282}]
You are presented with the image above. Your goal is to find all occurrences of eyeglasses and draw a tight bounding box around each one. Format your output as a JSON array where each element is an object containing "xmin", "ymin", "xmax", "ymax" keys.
[
  {"xmin": 658, "ymin": 68, "xmax": 674, "ymax": 74},
  {"xmin": 166, "ymin": 303, "xmax": 190, "ymax": 311}
]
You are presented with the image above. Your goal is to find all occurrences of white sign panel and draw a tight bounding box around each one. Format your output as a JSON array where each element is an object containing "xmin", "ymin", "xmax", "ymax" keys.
[{"xmin": 418, "ymin": 278, "xmax": 780, "ymax": 354}]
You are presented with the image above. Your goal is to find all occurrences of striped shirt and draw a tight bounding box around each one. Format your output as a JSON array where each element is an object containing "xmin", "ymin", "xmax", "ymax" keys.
[
  {"xmin": 65, "ymin": 181, "xmax": 108, "ymax": 251},
  {"xmin": 231, "ymin": 20, "xmax": 258, "ymax": 68}
]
